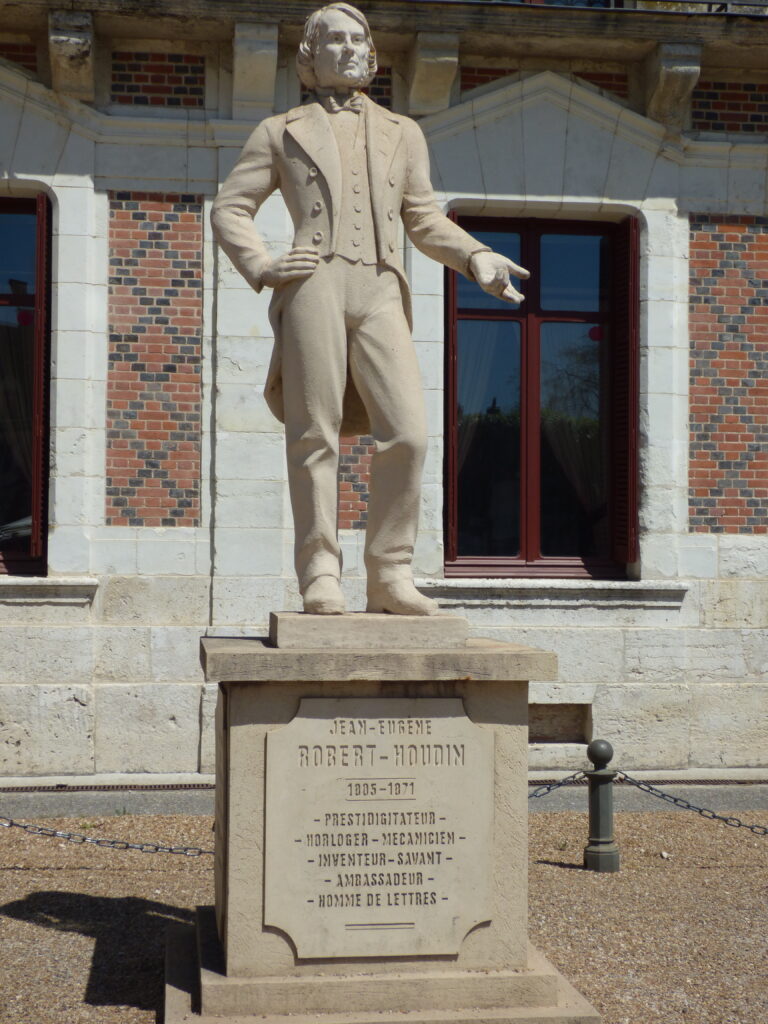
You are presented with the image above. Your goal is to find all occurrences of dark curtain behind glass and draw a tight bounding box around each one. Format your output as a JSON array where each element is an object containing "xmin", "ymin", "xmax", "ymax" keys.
[{"xmin": 0, "ymin": 208, "xmax": 37, "ymax": 540}]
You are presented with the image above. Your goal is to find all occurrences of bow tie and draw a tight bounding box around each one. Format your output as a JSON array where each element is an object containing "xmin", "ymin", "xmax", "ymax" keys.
[{"xmin": 318, "ymin": 92, "xmax": 364, "ymax": 114}]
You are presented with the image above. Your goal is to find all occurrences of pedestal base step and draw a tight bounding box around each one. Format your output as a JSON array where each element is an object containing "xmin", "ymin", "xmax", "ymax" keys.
[
  {"xmin": 165, "ymin": 923, "xmax": 600, "ymax": 1024},
  {"xmin": 269, "ymin": 612, "xmax": 469, "ymax": 650}
]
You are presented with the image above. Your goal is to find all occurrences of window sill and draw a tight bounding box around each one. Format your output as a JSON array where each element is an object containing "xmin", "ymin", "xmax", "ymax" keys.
[
  {"xmin": 0, "ymin": 576, "xmax": 99, "ymax": 604},
  {"xmin": 415, "ymin": 577, "xmax": 689, "ymax": 612}
]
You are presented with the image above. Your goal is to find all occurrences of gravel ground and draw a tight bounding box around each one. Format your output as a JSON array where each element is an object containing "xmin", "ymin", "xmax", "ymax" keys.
[{"xmin": 0, "ymin": 810, "xmax": 766, "ymax": 1024}]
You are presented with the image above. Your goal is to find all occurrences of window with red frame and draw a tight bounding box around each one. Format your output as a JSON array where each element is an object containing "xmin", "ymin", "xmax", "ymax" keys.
[
  {"xmin": 445, "ymin": 216, "xmax": 638, "ymax": 578},
  {"xmin": 0, "ymin": 195, "xmax": 50, "ymax": 574}
]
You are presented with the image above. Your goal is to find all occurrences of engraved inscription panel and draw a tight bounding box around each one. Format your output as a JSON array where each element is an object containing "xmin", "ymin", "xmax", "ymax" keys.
[{"xmin": 264, "ymin": 697, "xmax": 494, "ymax": 958}]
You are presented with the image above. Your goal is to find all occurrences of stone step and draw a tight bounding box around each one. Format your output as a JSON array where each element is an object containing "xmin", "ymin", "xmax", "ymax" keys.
[
  {"xmin": 269, "ymin": 612, "xmax": 470, "ymax": 650},
  {"xmin": 165, "ymin": 924, "xmax": 600, "ymax": 1024}
]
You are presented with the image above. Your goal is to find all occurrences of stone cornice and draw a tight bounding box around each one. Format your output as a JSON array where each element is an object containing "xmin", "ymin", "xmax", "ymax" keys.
[{"xmin": 2, "ymin": 0, "xmax": 768, "ymax": 57}]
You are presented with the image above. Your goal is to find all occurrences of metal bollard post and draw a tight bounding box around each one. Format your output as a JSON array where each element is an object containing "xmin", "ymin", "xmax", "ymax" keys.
[{"xmin": 583, "ymin": 738, "xmax": 620, "ymax": 873}]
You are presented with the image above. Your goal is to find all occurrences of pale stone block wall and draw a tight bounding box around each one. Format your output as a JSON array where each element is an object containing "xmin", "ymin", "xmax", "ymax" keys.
[{"xmin": 416, "ymin": 576, "xmax": 767, "ymax": 770}]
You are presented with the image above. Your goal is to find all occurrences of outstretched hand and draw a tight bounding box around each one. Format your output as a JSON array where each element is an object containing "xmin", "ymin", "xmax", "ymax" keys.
[
  {"xmin": 469, "ymin": 251, "xmax": 530, "ymax": 304},
  {"xmin": 262, "ymin": 247, "xmax": 320, "ymax": 289}
]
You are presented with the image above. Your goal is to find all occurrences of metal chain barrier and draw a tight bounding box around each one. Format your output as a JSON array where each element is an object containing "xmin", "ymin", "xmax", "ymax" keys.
[
  {"xmin": 528, "ymin": 770, "xmax": 585, "ymax": 800},
  {"xmin": 2, "ymin": 761, "xmax": 765, "ymax": 856},
  {"xmin": 615, "ymin": 772, "xmax": 768, "ymax": 836},
  {"xmin": 0, "ymin": 814, "xmax": 214, "ymax": 856}
]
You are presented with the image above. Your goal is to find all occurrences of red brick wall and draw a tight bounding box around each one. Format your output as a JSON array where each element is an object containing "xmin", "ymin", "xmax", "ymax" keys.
[
  {"xmin": 366, "ymin": 66, "xmax": 393, "ymax": 109},
  {"xmin": 338, "ymin": 437, "xmax": 373, "ymax": 530},
  {"xmin": 111, "ymin": 52, "xmax": 205, "ymax": 107},
  {"xmin": 0, "ymin": 41, "xmax": 37, "ymax": 73},
  {"xmin": 689, "ymin": 216, "xmax": 768, "ymax": 534},
  {"xmin": 106, "ymin": 193, "xmax": 203, "ymax": 527},
  {"xmin": 578, "ymin": 71, "xmax": 629, "ymax": 100},
  {"xmin": 301, "ymin": 67, "xmax": 393, "ymax": 109},
  {"xmin": 460, "ymin": 66, "xmax": 517, "ymax": 93},
  {"xmin": 691, "ymin": 81, "xmax": 767, "ymax": 133},
  {"xmin": 460, "ymin": 66, "xmax": 628, "ymax": 101}
]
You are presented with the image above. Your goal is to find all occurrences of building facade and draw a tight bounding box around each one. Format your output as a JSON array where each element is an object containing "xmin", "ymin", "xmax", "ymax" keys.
[{"xmin": 0, "ymin": 0, "xmax": 766, "ymax": 780}]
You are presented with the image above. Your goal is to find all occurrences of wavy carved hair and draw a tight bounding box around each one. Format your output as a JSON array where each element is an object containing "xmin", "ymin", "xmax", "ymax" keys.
[{"xmin": 296, "ymin": 3, "xmax": 378, "ymax": 91}]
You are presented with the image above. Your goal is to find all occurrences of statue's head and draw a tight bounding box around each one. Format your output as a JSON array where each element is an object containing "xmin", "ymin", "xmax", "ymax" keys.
[{"xmin": 297, "ymin": 3, "xmax": 378, "ymax": 91}]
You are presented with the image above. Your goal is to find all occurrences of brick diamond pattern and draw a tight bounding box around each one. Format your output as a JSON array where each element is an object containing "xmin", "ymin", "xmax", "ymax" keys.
[
  {"xmin": 577, "ymin": 71, "xmax": 629, "ymax": 100},
  {"xmin": 111, "ymin": 52, "xmax": 205, "ymax": 107},
  {"xmin": 365, "ymin": 66, "xmax": 393, "ymax": 109},
  {"xmin": 691, "ymin": 81, "xmax": 768, "ymax": 133},
  {"xmin": 107, "ymin": 193, "xmax": 203, "ymax": 527},
  {"xmin": 689, "ymin": 216, "xmax": 768, "ymax": 534},
  {"xmin": 300, "ymin": 67, "xmax": 392, "ymax": 109},
  {"xmin": 460, "ymin": 66, "xmax": 518, "ymax": 93},
  {"xmin": 338, "ymin": 436, "xmax": 373, "ymax": 530},
  {"xmin": 0, "ymin": 41, "xmax": 37, "ymax": 73},
  {"xmin": 460, "ymin": 66, "xmax": 628, "ymax": 101}
]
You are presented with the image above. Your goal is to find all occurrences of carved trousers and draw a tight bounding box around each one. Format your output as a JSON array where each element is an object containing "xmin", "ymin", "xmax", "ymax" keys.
[{"xmin": 279, "ymin": 257, "xmax": 427, "ymax": 592}]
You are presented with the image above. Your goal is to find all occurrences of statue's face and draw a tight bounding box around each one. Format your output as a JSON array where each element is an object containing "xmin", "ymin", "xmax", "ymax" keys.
[{"xmin": 313, "ymin": 9, "xmax": 370, "ymax": 91}]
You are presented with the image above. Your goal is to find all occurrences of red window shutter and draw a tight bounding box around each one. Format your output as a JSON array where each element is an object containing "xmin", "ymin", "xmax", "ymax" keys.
[
  {"xmin": 444, "ymin": 211, "xmax": 459, "ymax": 563},
  {"xmin": 30, "ymin": 193, "xmax": 51, "ymax": 562},
  {"xmin": 609, "ymin": 215, "xmax": 639, "ymax": 565}
]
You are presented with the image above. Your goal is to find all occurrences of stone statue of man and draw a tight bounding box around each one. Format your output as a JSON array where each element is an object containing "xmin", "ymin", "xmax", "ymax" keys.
[{"xmin": 211, "ymin": 2, "xmax": 528, "ymax": 616}]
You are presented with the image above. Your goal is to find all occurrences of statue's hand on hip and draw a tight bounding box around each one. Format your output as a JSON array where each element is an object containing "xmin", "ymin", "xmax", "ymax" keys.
[
  {"xmin": 469, "ymin": 251, "xmax": 530, "ymax": 304},
  {"xmin": 262, "ymin": 247, "xmax": 320, "ymax": 289}
]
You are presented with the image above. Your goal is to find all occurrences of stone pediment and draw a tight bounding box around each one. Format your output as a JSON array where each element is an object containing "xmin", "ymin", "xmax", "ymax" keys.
[{"xmin": 420, "ymin": 70, "xmax": 673, "ymax": 207}]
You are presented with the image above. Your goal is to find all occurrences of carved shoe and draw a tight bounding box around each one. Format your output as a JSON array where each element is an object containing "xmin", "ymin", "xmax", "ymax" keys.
[
  {"xmin": 303, "ymin": 575, "xmax": 346, "ymax": 615},
  {"xmin": 366, "ymin": 580, "xmax": 439, "ymax": 616}
]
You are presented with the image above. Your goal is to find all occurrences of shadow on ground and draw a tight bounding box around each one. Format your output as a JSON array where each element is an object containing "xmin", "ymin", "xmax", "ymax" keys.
[
  {"xmin": 534, "ymin": 859, "xmax": 586, "ymax": 870},
  {"xmin": 0, "ymin": 890, "xmax": 193, "ymax": 1012}
]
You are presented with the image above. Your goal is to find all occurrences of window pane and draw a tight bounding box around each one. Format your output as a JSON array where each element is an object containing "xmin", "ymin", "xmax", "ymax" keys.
[
  {"xmin": 0, "ymin": 307, "xmax": 34, "ymax": 540},
  {"xmin": 540, "ymin": 234, "xmax": 610, "ymax": 312},
  {"xmin": 0, "ymin": 213, "xmax": 37, "ymax": 296},
  {"xmin": 539, "ymin": 322, "xmax": 608, "ymax": 557},
  {"xmin": 456, "ymin": 231, "xmax": 522, "ymax": 311},
  {"xmin": 457, "ymin": 320, "xmax": 520, "ymax": 556}
]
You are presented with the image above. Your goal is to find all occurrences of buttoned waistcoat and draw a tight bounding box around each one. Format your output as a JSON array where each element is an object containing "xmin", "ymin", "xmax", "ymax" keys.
[{"xmin": 211, "ymin": 95, "xmax": 483, "ymax": 434}]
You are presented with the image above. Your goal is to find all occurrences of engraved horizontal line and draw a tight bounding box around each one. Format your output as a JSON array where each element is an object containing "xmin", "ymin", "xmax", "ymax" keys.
[
  {"xmin": 345, "ymin": 797, "xmax": 417, "ymax": 802},
  {"xmin": 345, "ymin": 922, "xmax": 415, "ymax": 929}
]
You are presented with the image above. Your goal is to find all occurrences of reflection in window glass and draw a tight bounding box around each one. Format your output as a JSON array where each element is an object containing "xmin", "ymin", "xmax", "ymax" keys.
[
  {"xmin": 456, "ymin": 231, "xmax": 522, "ymax": 311},
  {"xmin": 539, "ymin": 322, "xmax": 607, "ymax": 557},
  {"xmin": 457, "ymin": 320, "xmax": 520, "ymax": 556},
  {"xmin": 540, "ymin": 234, "xmax": 610, "ymax": 312},
  {"xmin": 0, "ymin": 214, "xmax": 37, "ymax": 295},
  {"xmin": 0, "ymin": 306, "xmax": 35, "ymax": 538}
]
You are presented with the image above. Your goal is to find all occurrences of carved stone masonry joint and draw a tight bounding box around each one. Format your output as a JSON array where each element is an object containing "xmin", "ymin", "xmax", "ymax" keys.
[
  {"xmin": 644, "ymin": 42, "xmax": 702, "ymax": 131},
  {"xmin": 48, "ymin": 10, "xmax": 95, "ymax": 102}
]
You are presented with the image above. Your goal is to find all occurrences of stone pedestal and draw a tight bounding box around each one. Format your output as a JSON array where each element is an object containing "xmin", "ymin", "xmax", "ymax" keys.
[{"xmin": 165, "ymin": 615, "xmax": 599, "ymax": 1023}]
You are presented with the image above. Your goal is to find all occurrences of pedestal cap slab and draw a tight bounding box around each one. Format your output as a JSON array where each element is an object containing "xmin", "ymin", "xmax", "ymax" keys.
[
  {"xmin": 201, "ymin": 637, "xmax": 557, "ymax": 684},
  {"xmin": 269, "ymin": 613, "xmax": 470, "ymax": 650}
]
